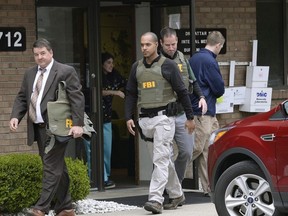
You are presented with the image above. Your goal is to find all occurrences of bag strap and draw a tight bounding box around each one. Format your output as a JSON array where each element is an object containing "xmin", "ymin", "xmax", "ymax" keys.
[{"xmin": 57, "ymin": 81, "xmax": 69, "ymax": 101}]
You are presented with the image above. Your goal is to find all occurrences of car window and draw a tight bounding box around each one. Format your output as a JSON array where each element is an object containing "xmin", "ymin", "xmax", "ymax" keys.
[{"xmin": 269, "ymin": 109, "xmax": 287, "ymax": 120}]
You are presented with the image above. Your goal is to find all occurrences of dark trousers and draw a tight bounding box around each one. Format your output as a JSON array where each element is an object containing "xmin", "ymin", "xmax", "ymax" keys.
[{"xmin": 34, "ymin": 125, "xmax": 73, "ymax": 214}]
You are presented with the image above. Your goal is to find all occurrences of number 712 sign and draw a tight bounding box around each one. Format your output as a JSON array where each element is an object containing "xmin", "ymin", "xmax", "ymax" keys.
[{"xmin": 0, "ymin": 27, "xmax": 26, "ymax": 51}]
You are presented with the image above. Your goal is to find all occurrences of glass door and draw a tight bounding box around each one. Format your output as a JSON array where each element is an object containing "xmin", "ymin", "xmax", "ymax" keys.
[
  {"xmin": 37, "ymin": 6, "xmax": 92, "ymax": 174},
  {"xmin": 36, "ymin": 2, "xmax": 107, "ymax": 190},
  {"xmin": 37, "ymin": 7, "xmax": 89, "ymax": 99}
]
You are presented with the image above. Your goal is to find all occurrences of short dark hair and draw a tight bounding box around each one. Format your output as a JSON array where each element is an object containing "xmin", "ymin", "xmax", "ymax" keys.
[
  {"xmin": 141, "ymin": 32, "xmax": 158, "ymax": 43},
  {"xmin": 101, "ymin": 52, "xmax": 114, "ymax": 64},
  {"xmin": 32, "ymin": 38, "xmax": 53, "ymax": 51},
  {"xmin": 160, "ymin": 27, "xmax": 177, "ymax": 40}
]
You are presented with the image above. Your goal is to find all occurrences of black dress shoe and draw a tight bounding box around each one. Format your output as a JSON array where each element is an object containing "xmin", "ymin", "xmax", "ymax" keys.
[{"xmin": 56, "ymin": 209, "xmax": 75, "ymax": 216}]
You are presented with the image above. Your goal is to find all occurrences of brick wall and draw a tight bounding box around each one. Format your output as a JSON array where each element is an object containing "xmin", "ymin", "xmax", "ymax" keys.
[
  {"xmin": 0, "ymin": 0, "xmax": 38, "ymax": 154},
  {"xmin": 195, "ymin": 0, "xmax": 288, "ymax": 127}
]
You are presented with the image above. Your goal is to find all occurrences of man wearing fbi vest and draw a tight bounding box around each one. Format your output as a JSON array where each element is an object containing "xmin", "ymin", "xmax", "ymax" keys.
[
  {"xmin": 125, "ymin": 32, "xmax": 195, "ymax": 214},
  {"xmin": 159, "ymin": 27, "xmax": 207, "ymax": 191}
]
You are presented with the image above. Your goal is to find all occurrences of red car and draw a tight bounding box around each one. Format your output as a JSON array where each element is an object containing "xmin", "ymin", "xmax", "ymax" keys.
[{"xmin": 208, "ymin": 100, "xmax": 288, "ymax": 216}]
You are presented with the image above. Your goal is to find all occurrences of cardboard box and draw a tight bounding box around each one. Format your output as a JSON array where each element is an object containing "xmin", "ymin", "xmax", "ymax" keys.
[
  {"xmin": 216, "ymin": 88, "xmax": 234, "ymax": 114},
  {"xmin": 239, "ymin": 105, "xmax": 271, "ymax": 112},
  {"xmin": 239, "ymin": 87, "xmax": 272, "ymax": 112},
  {"xmin": 248, "ymin": 81, "xmax": 268, "ymax": 88},
  {"xmin": 246, "ymin": 66, "xmax": 269, "ymax": 88},
  {"xmin": 229, "ymin": 86, "xmax": 246, "ymax": 105}
]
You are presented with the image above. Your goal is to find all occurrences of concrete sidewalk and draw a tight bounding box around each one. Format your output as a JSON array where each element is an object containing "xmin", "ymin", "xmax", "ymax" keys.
[{"xmin": 78, "ymin": 186, "xmax": 218, "ymax": 216}]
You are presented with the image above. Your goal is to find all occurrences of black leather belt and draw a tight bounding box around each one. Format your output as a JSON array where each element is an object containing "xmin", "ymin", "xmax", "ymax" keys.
[
  {"xmin": 34, "ymin": 123, "xmax": 46, "ymax": 128},
  {"xmin": 139, "ymin": 110, "xmax": 167, "ymax": 118},
  {"xmin": 140, "ymin": 105, "xmax": 167, "ymax": 113},
  {"xmin": 139, "ymin": 105, "xmax": 168, "ymax": 118}
]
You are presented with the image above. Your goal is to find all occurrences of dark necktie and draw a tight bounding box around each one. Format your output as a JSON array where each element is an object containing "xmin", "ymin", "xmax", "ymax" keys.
[{"xmin": 29, "ymin": 68, "xmax": 46, "ymax": 122}]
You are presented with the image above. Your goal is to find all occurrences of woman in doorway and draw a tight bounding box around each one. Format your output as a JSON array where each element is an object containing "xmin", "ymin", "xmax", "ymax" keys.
[{"xmin": 102, "ymin": 52, "xmax": 127, "ymax": 189}]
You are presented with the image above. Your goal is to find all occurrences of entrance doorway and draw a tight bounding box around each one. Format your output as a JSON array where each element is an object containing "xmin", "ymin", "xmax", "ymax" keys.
[
  {"xmin": 36, "ymin": 0, "xmax": 197, "ymax": 190},
  {"xmin": 100, "ymin": 5, "xmax": 136, "ymax": 185},
  {"xmin": 36, "ymin": 3, "xmax": 138, "ymax": 187}
]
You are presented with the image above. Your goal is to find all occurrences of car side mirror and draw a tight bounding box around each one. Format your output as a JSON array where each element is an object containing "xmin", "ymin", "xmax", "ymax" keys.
[{"xmin": 283, "ymin": 101, "xmax": 288, "ymax": 115}]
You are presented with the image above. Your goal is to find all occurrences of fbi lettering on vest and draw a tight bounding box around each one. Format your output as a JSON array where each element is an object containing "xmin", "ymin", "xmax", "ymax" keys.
[
  {"xmin": 66, "ymin": 118, "xmax": 73, "ymax": 129},
  {"xmin": 178, "ymin": 64, "xmax": 183, "ymax": 72},
  {"xmin": 142, "ymin": 81, "xmax": 156, "ymax": 89}
]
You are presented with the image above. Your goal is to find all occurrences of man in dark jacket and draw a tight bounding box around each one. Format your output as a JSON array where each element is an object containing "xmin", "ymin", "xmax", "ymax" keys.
[
  {"xmin": 9, "ymin": 38, "xmax": 84, "ymax": 216},
  {"xmin": 189, "ymin": 31, "xmax": 225, "ymax": 196}
]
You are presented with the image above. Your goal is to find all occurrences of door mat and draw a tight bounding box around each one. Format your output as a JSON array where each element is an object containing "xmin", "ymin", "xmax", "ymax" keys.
[{"xmin": 99, "ymin": 191, "xmax": 211, "ymax": 207}]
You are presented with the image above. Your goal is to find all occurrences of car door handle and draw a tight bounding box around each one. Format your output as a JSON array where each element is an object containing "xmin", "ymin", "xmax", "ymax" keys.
[{"xmin": 260, "ymin": 134, "xmax": 275, "ymax": 141}]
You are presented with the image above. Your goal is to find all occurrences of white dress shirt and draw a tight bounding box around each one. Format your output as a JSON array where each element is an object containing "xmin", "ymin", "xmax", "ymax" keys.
[{"xmin": 32, "ymin": 59, "xmax": 54, "ymax": 123}]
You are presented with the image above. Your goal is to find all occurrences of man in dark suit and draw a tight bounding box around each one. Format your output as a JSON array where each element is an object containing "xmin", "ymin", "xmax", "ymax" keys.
[{"xmin": 9, "ymin": 38, "xmax": 84, "ymax": 216}]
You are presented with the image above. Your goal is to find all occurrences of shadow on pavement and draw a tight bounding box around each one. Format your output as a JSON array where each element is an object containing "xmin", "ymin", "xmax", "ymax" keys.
[{"xmin": 98, "ymin": 191, "xmax": 211, "ymax": 207}]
